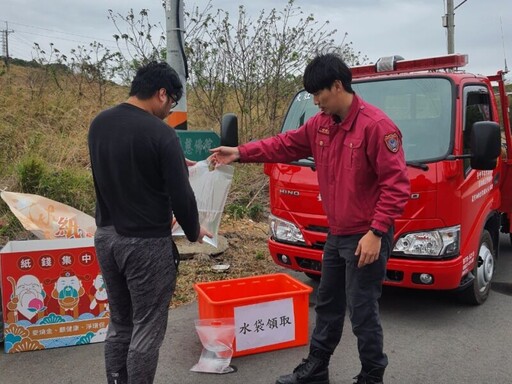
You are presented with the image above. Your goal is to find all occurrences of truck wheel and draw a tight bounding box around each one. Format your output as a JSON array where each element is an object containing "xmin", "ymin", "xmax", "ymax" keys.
[
  {"xmin": 305, "ymin": 272, "xmax": 321, "ymax": 282},
  {"xmin": 460, "ymin": 230, "xmax": 495, "ymax": 305}
]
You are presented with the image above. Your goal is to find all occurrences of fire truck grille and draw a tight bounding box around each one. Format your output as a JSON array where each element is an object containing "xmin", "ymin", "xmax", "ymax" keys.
[
  {"xmin": 306, "ymin": 225, "xmax": 329, "ymax": 233},
  {"xmin": 311, "ymin": 242, "xmax": 325, "ymax": 250},
  {"xmin": 296, "ymin": 257, "xmax": 322, "ymax": 272}
]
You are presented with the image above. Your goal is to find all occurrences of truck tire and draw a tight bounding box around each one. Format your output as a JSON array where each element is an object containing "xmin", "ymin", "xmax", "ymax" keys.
[{"xmin": 460, "ymin": 230, "xmax": 495, "ymax": 305}]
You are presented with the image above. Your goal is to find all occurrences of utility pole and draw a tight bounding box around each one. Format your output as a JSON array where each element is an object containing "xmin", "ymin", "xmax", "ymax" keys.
[
  {"xmin": 442, "ymin": 0, "xmax": 469, "ymax": 55},
  {"xmin": 164, "ymin": 0, "xmax": 188, "ymax": 130},
  {"xmin": 443, "ymin": 0, "xmax": 455, "ymax": 54},
  {"xmin": 1, "ymin": 22, "xmax": 14, "ymax": 67}
]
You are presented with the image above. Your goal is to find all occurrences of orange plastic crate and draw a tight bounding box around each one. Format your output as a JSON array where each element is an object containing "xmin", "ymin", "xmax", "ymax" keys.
[{"xmin": 194, "ymin": 273, "xmax": 313, "ymax": 357}]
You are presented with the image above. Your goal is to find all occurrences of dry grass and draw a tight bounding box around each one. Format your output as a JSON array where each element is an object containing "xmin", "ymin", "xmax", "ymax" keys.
[
  {"xmin": 0, "ymin": 65, "xmax": 126, "ymax": 175},
  {"xmin": 0, "ymin": 63, "xmax": 278, "ymax": 308},
  {"xmin": 171, "ymin": 217, "xmax": 281, "ymax": 308}
]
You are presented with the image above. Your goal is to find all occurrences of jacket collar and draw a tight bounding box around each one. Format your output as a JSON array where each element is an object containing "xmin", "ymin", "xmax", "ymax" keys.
[{"xmin": 339, "ymin": 93, "xmax": 362, "ymax": 131}]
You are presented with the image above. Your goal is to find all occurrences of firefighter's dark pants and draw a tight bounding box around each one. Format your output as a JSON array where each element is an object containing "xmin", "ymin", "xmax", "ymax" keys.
[{"xmin": 309, "ymin": 229, "xmax": 392, "ymax": 373}]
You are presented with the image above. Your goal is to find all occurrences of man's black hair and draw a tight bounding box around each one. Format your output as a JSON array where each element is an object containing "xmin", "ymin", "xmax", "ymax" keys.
[
  {"xmin": 129, "ymin": 61, "xmax": 183, "ymax": 101},
  {"xmin": 303, "ymin": 53, "xmax": 354, "ymax": 94}
]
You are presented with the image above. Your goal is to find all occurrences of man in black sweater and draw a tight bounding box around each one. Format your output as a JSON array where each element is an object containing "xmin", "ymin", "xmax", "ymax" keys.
[{"xmin": 88, "ymin": 61, "xmax": 211, "ymax": 384}]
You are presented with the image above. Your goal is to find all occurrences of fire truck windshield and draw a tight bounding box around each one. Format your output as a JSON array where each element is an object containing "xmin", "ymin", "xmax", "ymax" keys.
[{"xmin": 282, "ymin": 77, "xmax": 454, "ymax": 164}]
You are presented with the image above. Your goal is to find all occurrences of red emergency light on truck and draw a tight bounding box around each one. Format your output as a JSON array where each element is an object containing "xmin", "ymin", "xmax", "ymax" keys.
[{"xmin": 264, "ymin": 54, "xmax": 510, "ymax": 304}]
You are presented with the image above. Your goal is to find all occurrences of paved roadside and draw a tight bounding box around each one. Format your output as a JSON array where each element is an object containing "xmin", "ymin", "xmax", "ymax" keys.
[
  {"xmin": 0, "ymin": 293, "xmax": 329, "ymax": 384},
  {"xmin": 2, "ymin": 263, "xmax": 512, "ymax": 384},
  {"xmin": 0, "ymin": 272, "xmax": 356, "ymax": 384}
]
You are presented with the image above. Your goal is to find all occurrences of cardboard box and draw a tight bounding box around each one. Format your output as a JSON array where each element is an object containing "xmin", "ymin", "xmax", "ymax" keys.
[
  {"xmin": 194, "ymin": 273, "xmax": 313, "ymax": 357},
  {"xmin": 0, "ymin": 238, "xmax": 109, "ymax": 353}
]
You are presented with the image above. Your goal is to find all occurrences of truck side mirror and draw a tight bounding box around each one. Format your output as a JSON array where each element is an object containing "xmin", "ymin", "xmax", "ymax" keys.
[
  {"xmin": 470, "ymin": 121, "xmax": 501, "ymax": 170},
  {"xmin": 220, "ymin": 113, "xmax": 239, "ymax": 147}
]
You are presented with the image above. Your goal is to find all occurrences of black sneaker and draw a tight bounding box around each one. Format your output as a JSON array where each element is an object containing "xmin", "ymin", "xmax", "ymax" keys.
[{"xmin": 275, "ymin": 355, "xmax": 329, "ymax": 384}]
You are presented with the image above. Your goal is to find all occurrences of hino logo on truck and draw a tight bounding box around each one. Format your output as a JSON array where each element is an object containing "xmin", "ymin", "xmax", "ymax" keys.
[{"xmin": 279, "ymin": 189, "xmax": 300, "ymax": 196}]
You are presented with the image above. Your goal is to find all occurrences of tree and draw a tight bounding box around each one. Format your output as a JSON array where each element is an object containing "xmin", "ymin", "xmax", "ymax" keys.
[
  {"xmin": 104, "ymin": 2, "xmax": 368, "ymax": 138},
  {"xmin": 185, "ymin": 0, "xmax": 367, "ymax": 141},
  {"xmin": 67, "ymin": 42, "xmax": 122, "ymax": 106},
  {"xmin": 108, "ymin": 8, "xmax": 166, "ymax": 84},
  {"xmin": 32, "ymin": 41, "xmax": 121, "ymax": 107},
  {"xmin": 31, "ymin": 43, "xmax": 70, "ymax": 96}
]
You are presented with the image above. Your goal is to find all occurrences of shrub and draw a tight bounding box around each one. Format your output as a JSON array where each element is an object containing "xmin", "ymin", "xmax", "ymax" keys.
[
  {"xmin": 225, "ymin": 203, "xmax": 247, "ymax": 220},
  {"xmin": 16, "ymin": 156, "xmax": 95, "ymax": 215},
  {"xmin": 247, "ymin": 203, "xmax": 264, "ymax": 221},
  {"xmin": 17, "ymin": 156, "xmax": 47, "ymax": 194}
]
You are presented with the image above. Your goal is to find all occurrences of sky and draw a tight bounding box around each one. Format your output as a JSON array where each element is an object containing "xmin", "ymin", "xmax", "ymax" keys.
[{"xmin": 2, "ymin": 0, "xmax": 511, "ymax": 80}]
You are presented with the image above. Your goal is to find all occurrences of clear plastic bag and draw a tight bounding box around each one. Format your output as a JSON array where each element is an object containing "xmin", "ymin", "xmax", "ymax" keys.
[
  {"xmin": 190, "ymin": 318, "xmax": 236, "ymax": 374},
  {"xmin": 173, "ymin": 161, "xmax": 234, "ymax": 247}
]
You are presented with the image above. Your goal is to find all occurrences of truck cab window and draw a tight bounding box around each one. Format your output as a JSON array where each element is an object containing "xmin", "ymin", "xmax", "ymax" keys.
[
  {"xmin": 282, "ymin": 78, "xmax": 453, "ymax": 165},
  {"xmin": 463, "ymin": 86, "xmax": 491, "ymax": 172}
]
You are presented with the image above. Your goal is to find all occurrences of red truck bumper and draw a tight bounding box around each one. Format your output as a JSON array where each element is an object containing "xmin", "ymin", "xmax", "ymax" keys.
[
  {"xmin": 385, "ymin": 257, "xmax": 464, "ymax": 290},
  {"xmin": 268, "ymin": 238, "xmax": 465, "ymax": 290},
  {"xmin": 268, "ymin": 239, "xmax": 323, "ymax": 276}
]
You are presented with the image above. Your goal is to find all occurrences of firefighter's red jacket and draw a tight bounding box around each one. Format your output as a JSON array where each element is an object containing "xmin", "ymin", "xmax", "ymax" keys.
[{"xmin": 239, "ymin": 94, "xmax": 410, "ymax": 235}]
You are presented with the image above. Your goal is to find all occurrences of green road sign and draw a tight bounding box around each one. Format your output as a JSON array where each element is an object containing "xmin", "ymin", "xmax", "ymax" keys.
[{"xmin": 175, "ymin": 131, "xmax": 220, "ymax": 161}]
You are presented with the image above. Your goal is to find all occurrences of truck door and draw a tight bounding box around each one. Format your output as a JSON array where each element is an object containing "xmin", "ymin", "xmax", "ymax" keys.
[
  {"xmin": 461, "ymin": 85, "xmax": 493, "ymax": 171},
  {"xmin": 459, "ymin": 84, "xmax": 496, "ymax": 277}
]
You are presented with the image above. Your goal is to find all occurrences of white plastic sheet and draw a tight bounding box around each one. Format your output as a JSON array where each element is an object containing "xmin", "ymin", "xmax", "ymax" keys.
[
  {"xmin": 173, "ymin": 161, "xmax": 234, "ymax": 247},
  {"xmin": 2, "ymin": 160, "xmax": 233, "ymax": 245},
  {"xmin": 0, "ymin": 191, "xmax": 96, "ymax": 239}
]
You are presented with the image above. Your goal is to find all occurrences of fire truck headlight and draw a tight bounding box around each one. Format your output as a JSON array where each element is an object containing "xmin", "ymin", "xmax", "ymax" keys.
[
  {"xmin": 393, "ymin": 225, "xmax": 460, "ymax": 258},
  {"xmin": 269, "ymin": 214, "xmax": 305, "ymax": 244}
]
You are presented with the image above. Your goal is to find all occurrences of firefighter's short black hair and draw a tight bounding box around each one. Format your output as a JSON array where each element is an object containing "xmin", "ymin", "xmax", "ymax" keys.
[{"xmin": 303, "ymin": 53, "xmax": 354, "ymax": 94}]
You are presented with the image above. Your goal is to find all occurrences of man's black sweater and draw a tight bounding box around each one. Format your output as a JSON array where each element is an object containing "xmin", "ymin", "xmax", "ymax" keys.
[{"xmin": 88, "ymin": 103, "xmax": 200, "ymax": 241}]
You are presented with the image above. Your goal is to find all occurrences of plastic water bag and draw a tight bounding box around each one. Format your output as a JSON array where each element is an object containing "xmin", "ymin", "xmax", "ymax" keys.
[
  {"xmin": 173, "ymin": 161, "xmax": 234, "ymax": 248},
  {"xmin": 190, "ymin": 318, "xmax": 236, "ymax": 374}
]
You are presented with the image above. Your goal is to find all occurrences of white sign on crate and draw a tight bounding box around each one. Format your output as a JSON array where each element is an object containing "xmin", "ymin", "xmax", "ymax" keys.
[{"xmin": 234, "ymin": 298, "xmax": 295, "ymax": 351}]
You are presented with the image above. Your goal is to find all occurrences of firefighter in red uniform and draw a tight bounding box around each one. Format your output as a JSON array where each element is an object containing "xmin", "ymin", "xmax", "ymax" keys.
[{"xmin": 209, "ymin": 53, "xmax": 410, "ymax": 384}]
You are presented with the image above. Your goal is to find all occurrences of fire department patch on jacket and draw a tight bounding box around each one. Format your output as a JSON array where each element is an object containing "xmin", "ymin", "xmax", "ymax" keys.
[{"xmin": 384, "ymin": 132, "xmax": 400, "ymax": 153}]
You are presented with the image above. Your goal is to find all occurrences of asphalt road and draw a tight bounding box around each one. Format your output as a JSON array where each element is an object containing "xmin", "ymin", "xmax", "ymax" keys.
[{"xmin": 2, "ymin": 234, "xmax": 512, "ymax": 384}]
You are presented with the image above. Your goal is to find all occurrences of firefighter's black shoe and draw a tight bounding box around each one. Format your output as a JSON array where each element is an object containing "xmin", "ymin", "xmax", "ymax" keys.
[
  {"xmin": 352, "ymin": 368, "xmax": 384, "ymax": 384},
  {"xmin": 275, "ymin": 355, "xmax": 329, "ymax": 384}
]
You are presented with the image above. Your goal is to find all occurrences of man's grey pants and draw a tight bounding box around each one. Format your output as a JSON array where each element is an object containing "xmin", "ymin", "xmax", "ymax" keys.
[
  {"xmin": 95, "ymin": 227, "xmax": 177, "ymax": 384},
  {"xmin": 310, "ymin": 230, "xmax": 392, "ymax": 373}
]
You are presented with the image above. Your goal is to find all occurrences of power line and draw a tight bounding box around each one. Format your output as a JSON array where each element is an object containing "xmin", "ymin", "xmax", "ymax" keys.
[
  {"xmin": 14, "ymin": 29, "xmax": 119, "ymax": 50},
  {"xmin": 1, "ymin": 24, "xmax": 133, "ymax": 61},
  {"xmin": 0, "ymin": 19, "xmax": 117, "ymax": 44},
  {"xmin": 11, "ymin": 33, "xmax": 38, "ymax": 48},
  {"xmin": 10, "ymin": 34, "xmax": 40, "ymax": 59},
  {"xmin": 0, "ymin": 18, "xmax": 127, "ymax": 61},
  {"xmin": 454, "ymin": 0, "xmax": 469, "ymax": 11}
]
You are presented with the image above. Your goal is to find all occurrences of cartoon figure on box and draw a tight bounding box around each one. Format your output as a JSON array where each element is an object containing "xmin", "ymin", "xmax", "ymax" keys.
[
  {"xmin": 6, "ymin": 275, "xmax": 47, "ymax": 324},
  {"xmin": 89, "ymin": 274, "xmax": 109, "ymax": 314},
  {"xmin": 51, "ymin": 270, "xmax": 86, "ymax": 318}
]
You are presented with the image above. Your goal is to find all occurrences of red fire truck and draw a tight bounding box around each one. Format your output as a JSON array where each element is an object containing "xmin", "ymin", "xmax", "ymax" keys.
[{"xmin": 264, "ymin": 54, "xmax": 510, "ymax": 304}]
